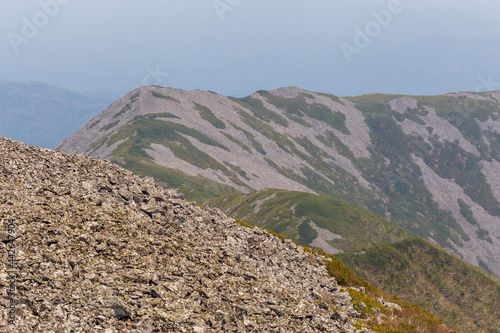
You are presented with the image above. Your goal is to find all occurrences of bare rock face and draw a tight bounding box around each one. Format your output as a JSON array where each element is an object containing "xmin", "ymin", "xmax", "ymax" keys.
[{"xmin": 0, "ymin": 137, "xmax": 369, "ymax": 332}]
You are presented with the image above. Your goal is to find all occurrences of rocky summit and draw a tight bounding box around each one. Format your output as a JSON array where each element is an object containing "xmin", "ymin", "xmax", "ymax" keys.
[{"xmin": 0, "ymin": 136, "xmax": 369, "ymax": 332}]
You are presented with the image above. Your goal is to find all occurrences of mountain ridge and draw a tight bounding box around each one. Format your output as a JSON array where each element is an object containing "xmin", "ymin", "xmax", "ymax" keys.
[
  {"xmin": 205, "ymin": 189, "xmax": 414, "ymax": 254},
  {"xmin": 57, "ymin": 85, "xmax": 500, "ymax": 277}
]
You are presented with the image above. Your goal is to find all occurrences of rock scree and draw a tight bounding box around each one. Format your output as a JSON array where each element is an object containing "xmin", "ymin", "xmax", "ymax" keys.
[{"xmin": 0, "ymin": 136, "xmax": 369, "ymax": 332}]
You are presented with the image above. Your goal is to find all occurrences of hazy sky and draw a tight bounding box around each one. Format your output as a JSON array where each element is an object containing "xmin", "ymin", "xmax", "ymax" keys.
[
  {"xmin": 1, "ymin": 1, "xmax": 500, "ymax": 99},
  {"xmin": 370, "ymin": 0, "xmax": 500, "ymax": 19}
]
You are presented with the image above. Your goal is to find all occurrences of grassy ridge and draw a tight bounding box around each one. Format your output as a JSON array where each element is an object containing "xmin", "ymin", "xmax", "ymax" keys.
[
  {"xmin": 207, "ymin": 189, "xmax": 413, "ymax": 253},
  {"xmin": 337, "ymin": 238, "xmax": 500, "ymax": 333}
]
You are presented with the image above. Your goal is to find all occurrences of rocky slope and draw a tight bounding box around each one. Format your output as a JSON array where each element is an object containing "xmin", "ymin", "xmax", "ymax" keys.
[
  {"xmin": 57, "ymin": 86, "xmax": 500, "ymax": 277},
  {"xmin": 0, "ymin": 136, "xmax": 377, "ymax": 332}
]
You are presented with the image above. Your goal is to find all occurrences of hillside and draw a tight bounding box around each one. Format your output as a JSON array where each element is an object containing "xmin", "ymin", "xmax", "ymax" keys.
[
  {"xmin": 338, "ymin": 238, "xmax": 500, "ymax": 333},
  {"xmin": 0, "ymin": 80, "xmax": 107, "ymax": 148},
  {"xmin": 208, "ymin": 189, "xmax": 500, "ymax": 332},
  {"xmin": 57, "ymin": 85, "xmax": 500, "ymax": 277},
  {"xmin": 206, "ymin": 189, "xmax": 413, "ymax": 254},
  {"xmin": 0, "ymin": 136, "xmax": 454, "ymax": 332}
]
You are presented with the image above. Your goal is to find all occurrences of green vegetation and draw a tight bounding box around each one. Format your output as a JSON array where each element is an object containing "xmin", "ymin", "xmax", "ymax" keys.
[
  {"xmin": 134, "ymin": 112, "xmax": 180, "ymax": 120},
  {"xmin": 478, "ymin": 258, "xmax": 495, "ymax": 275},
  {"xmin": 237, "ymin": 108, "xmax": 296, "ymax": 153},
  {"xmin": 86, "ymin": 134, "xmax": 111, "ymax": 154},
  {"xmin": 319, "ymin": 247, "xmax": 451, "ymax": 333},
  {"xmin": 206, "ymin": 189, "xmax": 413, "ymax": 252},
  {"xmin": 458, "ymin": 199, "xmax": 478, "ymax": 225},
  {"xmin": 101, "ymin": 120, "xmax": 241, "ymax": 202},
  {"xmin": 477, "ymin": 228, "xmax": 493, "ymax": 243},
  {"xmin": 132, "ymin": 118, "xmax": 228, "ymax": 151},
  {"xmin": 234, "ymin": 219, "xmax": 253, "ymax": 229},
  {"xmin": 233, "ymin": 107, "xmax": 378, "ymax": 209},
  {"xmin": 100, "ymin": 120, "xmax": 120, "ymax": 131},
  {"xmin": 317, "ymin": 92, "xmax": 343, "ymax": 104},
  {"xmin": 222, "ymin": 132, "xmax": 251, "ymax": 152},
  {"xmin": 350, "ymin": 103, "xmax": 470, "ymax": 249},
  {"xmin": 348, "ymin": 287, "xmax": 390, "ymax": 316},
  {"xmin": 345, "ymin": 93, "xmax": 405, "ymax": 106},
  {"xmin": 224, "ymin": 161, "xmax": 249, "ymax": 180},
  {"xmin": 316, "ymin": 131, "xmax": 355, "ymax": 159},
  {"xmin": 112, "ymin": 121, "xmax": 226, "ymax": 169},
  {"xmin": 151, "ymin": 91, "xmax": 180, "ymax": 103},
  {"xmin": 194, "ymin": 103, "xmax": 226, "ymax": 129},
  {"xmin": 340, "ymin": 93, "xmax": 500, "ymax": 257},
  {"xmin": 115, "ymin": 157, "xmax": 239, "ymax": 203},
  {"xmin": 103, "ymin": 117, "xmax": 254, "ymax": 199},
  {"xmin": 425, "ymin": 140, "xmax": 500, "ymax": 217},
  {"xmin": 297, "ymin": 219, "xmax": 318, "ymax": 244},
  {"xmin": 251, "ymin": 139, "xmax": 266, "ymax": 154},
  {"xmin": 257, "ymin": 91, "xmax": 350, "ymax": 134},
  {"xmin": 88, "ymin": 120, "xmax": 101, "ymax": 129},
  {"xmin": 230, "ymin": 95, "xmax": 290, "ymax": 127},
  {"xmin": 414, "ymin": 95, "xmax": 500, "ymax": 158},
  {"xmin": 114, "ymin": 103, "xmax": 132, "ymax": 118},
  {"xmin": 402, "ymin": 107, "xmax": 427, "ymax": 125},
  {"xmin": 337, "ymin": 238, "xmax": 500, "ymax": 333},
  {"xmin": 488, "ymin": 131, "xmax": 500, "ymax": 162},
  {"xmin": 293, "ymin": 136, "xmax": 327, "ymax": 158},
  {"xmin": 227, "ymin": 120, "xmax": 266, "ymax": 154}
]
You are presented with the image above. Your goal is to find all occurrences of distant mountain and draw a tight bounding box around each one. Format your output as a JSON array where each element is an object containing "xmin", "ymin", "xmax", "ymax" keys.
[
  {"xmin": 57, "ymin": 85, "xmax": 500, "ymax": 277},
  {"xmin": 0, "ymin": 80, "xmax": 108, "ymax": 148},
  {"xmin": 338, "ymin": 238, "xmax": 500, "ymax": 333}
]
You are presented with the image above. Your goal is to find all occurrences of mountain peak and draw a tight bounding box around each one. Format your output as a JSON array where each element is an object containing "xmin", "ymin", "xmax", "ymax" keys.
[{"xmin": 267, "ymin": 86, "xmax": 308, "ymax": 98}]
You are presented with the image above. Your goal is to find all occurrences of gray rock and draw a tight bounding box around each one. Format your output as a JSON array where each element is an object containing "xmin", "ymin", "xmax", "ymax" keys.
[
  {"xmin": 111, "ymin": 303, "xmax": 129, "ymax": 319},
  {"xmin": 357, "ymin": 302, "xmax": 366, "ymax": 309},
  {"xmin": 384, "ymin": 302, "xmax": 402, "ymax": 312}
]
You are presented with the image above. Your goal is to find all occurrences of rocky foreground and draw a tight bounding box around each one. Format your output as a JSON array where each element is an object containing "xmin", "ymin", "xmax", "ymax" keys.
[{"xmin": 0, "ymin": 136, "xmax": 369, "ymax": 332}]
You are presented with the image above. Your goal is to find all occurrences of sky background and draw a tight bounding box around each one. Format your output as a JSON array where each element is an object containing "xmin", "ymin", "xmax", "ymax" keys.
[{"xmin": 1, "ymin": 0, "xmax": 500, "ymax": 101}]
